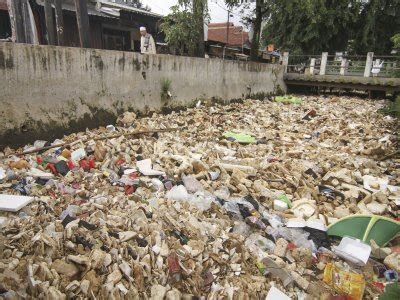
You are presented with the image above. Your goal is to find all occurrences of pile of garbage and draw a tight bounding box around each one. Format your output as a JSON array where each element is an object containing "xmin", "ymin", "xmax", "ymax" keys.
[{"xmin": 0, "ymin": 95, "xmax": 399, "ymax": 299}]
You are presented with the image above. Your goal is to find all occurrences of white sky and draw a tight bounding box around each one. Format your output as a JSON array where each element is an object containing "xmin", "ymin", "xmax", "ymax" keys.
[{"xmin": 141, "ymin": 0, "xmax": 251, "ymax": 27}]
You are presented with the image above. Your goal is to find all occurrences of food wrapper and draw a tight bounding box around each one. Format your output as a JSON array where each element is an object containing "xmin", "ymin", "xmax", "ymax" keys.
[{"xmin": 323, "ymin": 263, "xmax": 365, "ymax": 300}]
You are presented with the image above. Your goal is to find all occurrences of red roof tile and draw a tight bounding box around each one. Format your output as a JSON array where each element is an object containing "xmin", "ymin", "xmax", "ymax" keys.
[{"xmin": 208, "ymin": 22, "xmax": 249, "ymax": 46}]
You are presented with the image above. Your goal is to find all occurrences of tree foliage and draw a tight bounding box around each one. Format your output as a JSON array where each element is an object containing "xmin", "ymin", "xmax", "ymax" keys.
[
  {"xmin": 262, "ymin": 0, "xmax": 400, "ymax": 55},
  {"xmin": 162, "ymin": 0, "xmax": 399, "ymax": 58},
  {"xmin": 115, "ymin": 0, "xmax": 150, "ymax": 11},
  {"xmin": 353, "ymin": 0, "xmax": 400, "ymax": 54},
  {"xmin": 160, "ymin": 0, "xmax": 207, "ymax": 57},
  {"xmin": 392, "ymin": 34, "xmax": 400, "ymax": 50},
  {"xmin": 160, "ymin": 5, "xmax": 199, "ymax": 56}
]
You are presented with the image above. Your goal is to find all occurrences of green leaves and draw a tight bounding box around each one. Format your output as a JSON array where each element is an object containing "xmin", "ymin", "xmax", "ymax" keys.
[
  {"xmin": 262, "ymin": 0, "xmax": 400, "ymax": 55},
  {"xmin": 391, "ymin": 34, "xmax": 400, "ymax": 50},
  {"xmin": 160, "ymin": 5, "xmax": 199, "ymax": 56}
]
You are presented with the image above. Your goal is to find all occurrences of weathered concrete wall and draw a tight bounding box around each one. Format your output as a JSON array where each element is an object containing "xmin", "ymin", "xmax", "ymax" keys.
[{"xmin": 0, "ymin": 42, "xmax": 285, "ymax": 149}]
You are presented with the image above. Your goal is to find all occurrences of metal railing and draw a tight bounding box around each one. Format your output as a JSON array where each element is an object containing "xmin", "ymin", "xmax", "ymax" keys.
[{"xmin": 282, "ymin": 52, "xmax": 400, "ymax": 78}]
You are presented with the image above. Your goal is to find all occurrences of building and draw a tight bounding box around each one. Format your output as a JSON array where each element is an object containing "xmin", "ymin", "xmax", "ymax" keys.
[
  {"xmin": 0, "ymin": 0, "xmax": 162, "ymax": 52},
  {"xmin": 208, "ymin": 22, "xmax": 249, "ymax": 48},
  {"xmin": 207, "ymin": 22, "xmax": 250, "ymax": 60}
]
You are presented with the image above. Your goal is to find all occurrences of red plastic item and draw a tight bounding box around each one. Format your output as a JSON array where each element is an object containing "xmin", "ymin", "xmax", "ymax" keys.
[
  {"xmin": 79, "ymin": 159, "xmax": 95, "ymax": 171},
  {"xmin": 371, "ymin": 282, "xmax": 385, "ymax": 293},
  {"xmin": 89, "ymin": 159, "xmax": 95, "ymax": 169},
  {"xmin": 125, "ymin": 185, "xmax": 135, "ymax": 195},
  {"xmin": 116, "ymin": 159, "xmax": 125, "ymax": 166},
  {"xmin": 36, "ymin": 157, "xmax": 43, "ymax": 164},
  {"xmin": 167, "ymin": 252, "xmax": 182, "ymax": 282},
  {"xmin": 45, "ymin": 163, "xmax": 57, "ymax": 175},
  {"xmin": 67, "ymin": 160, "xmax": 75, "ymax": 170}
]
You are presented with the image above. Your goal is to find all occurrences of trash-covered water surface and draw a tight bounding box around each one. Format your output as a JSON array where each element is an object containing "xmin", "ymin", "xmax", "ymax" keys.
[{"xmin": 0, "ymin": 95, "xmax": 399, "ymax": 299}]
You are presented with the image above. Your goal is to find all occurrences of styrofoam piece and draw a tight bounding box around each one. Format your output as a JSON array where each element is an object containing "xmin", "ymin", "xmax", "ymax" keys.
[
  {"xmin": 106, "ymin": 125, "xmax": 116, "ymax": 132},
  {"xmin": 287, "ymin": 219, "xmax": 327, "ymax": 231},
  {"xmin": 287, "ymin": 219, "xmax": 306, "ymax": 228},
  {"xmin": 123, "ymin": 169, "xmax": 137, "ymax": 175},
  {"xmin": 137, "ymin": 159, "xmax": 165, "ymax": 176},
  {"xmin": 274, "ymin": 200, "xmax": 288, "ymax": 211},
  {"xmin": 266, "ymin": 286, "xmax": 291, "ymax": 300},
  {"xmin": 306, "ymin": 219, "xmax": 327, "ymax": 231},
  {"xmin": 333, "ymin": 237, "xmax": 371, "ymax": 266},
  {"xmin": 363, "ymin": 175, "xmax": 389, "ymax": 192},
  {"xmin": 71, "ymin": 148, "xmax": 86, "ymax": 161},
  {"xmin": 0, "ymin": 194, "xmax": 34, "ymax": 212},
  {"xmin": 0, "ymin": 167, "xmax": 6, "ymax": 181},
  {"xmin": 0, "ymin": 216, "xmax": 8, "ymax": 228},
  {"xmin": 27, "ymin": 168, "xmax": 54, "ymax": 179},
  {"xmin": 286, "ymin": 219, "xmax": 327, "ymax": 231}
]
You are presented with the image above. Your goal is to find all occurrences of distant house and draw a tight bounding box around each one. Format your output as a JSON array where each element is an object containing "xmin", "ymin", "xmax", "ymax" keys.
[
  {"xmin": 0, "ymin": 0, "xmax": 162, "ymax": 52},
  {"xmin": 207, "ymin": 22, "xmax": 250, "ymax": 59},
  {"xmin": 208, "ymin": 22, "xmax": 249, "ymax": 48}
]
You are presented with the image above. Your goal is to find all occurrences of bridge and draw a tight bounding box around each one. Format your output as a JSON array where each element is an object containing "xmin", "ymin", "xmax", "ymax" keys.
[{"xmin": 282, "ymin": 52, "xmax": 400, "ymax": 95}]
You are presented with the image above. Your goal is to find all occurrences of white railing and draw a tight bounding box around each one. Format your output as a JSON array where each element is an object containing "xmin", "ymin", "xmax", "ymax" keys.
[{"xmin": 282, "ymin": 52, "xmax": 400, "ymax": 78}]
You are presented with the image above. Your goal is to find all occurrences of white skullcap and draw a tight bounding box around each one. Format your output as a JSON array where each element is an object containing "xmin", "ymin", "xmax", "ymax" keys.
[{"xmin": 140, "ymin": 26, "xmax": 146, "ymax": 31}]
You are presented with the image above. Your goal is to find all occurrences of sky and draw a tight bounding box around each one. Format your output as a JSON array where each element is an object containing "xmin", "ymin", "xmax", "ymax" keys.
[{"xmin": 141, "ymin": 0, "xmax": 252, "ymax": 27}]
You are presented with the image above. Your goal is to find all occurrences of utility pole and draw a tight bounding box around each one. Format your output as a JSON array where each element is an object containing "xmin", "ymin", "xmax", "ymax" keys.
[
  {"xmin": 44, "ymin": 0, "xmax": 56, "ymax": 45},
  {"xmin": 241, "ymin": 27, "xmax": 244, "ymax": 54},
  {"xmin": 223, "ymin": 10, "xmax": 231, "ymax": 60},
  {"xmin": 74, "ymin": 0, "xmax": 91, "ymax": 48},
  {"xmin": 54, "ymin": 0, "xmax": 65, "ymax": 46}
]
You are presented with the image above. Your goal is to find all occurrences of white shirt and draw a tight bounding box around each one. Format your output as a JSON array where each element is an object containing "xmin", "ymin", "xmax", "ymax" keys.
[{"xmin": 141, "ymin": 34, "xmax": 156, "ymax": 54}]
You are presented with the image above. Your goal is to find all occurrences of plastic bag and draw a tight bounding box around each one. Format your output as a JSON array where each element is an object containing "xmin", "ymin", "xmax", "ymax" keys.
[
  {"xmin": 232, "ymin": 221, "xmax": 252, "ymax": 236},
  {"xmin": 182, "ymin": 175, "xmax": 203, "ymax": 193},
  {"xmin": 246, "ymin": 233, "xmax": 275, "ymax": 253},
  {"xmin": 188, "ymin": 191, "xmax": 214, "ymax": 211}
]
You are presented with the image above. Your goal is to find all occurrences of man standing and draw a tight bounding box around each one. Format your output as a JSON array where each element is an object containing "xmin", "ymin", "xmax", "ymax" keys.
[{"xmin": 140, "ymin": 27, "xmax": 156, "ymax": 54}]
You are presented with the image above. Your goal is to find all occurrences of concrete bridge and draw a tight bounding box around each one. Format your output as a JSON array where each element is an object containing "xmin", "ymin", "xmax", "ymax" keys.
[{"xmin": 282, "ymin": 52, "xmax": 400, "ymax": 94}]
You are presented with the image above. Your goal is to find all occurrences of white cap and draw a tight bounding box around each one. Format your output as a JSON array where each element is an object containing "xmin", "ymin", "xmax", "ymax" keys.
[{"xmin": 140, "ymin": 26, "xmax": 146, "ymax": 31}]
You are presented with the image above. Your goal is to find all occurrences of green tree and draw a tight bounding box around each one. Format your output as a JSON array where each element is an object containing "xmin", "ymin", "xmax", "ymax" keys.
[
  {"xmin": 261, "ymin": 0, "xmax": 400, "ymax": 55},
  {"xmin": 160, "ymin": 5, "xmax": 199, "ymax": 56},
  {"xmin": 262, "ymin": 0, "xmax": 359, "ymax": 54},
  {"xmin": 353, "ymin": 0, "xmax": 400, "ymax": 55},
  {"xmin": 160, "ymin": 0, "xmax": 207, "ymax": 57},
  {"xmin": 392, "ymin": 34, "xmax": 400, "ymax": 50},
  {"xmin": 225, "ymin": 0, "xmax": 269, "ymax": 61}
]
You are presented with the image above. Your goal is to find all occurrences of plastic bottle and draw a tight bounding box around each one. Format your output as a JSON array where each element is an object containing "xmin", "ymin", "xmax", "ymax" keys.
[{"xmin": 384, "ymin": 270, "xmax": 399, "ymax": 282}]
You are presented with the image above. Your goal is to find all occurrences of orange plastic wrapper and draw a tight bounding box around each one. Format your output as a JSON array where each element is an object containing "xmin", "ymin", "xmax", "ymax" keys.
[{"xmin": 323, "ymin": 263, "xmax": 366, "ymax": 300}]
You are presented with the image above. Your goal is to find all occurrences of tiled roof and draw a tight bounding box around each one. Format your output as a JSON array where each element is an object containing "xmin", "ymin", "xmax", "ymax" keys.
[{"xmin": 208, "ymin": 22, "xmax": 249, "ymax": 46}]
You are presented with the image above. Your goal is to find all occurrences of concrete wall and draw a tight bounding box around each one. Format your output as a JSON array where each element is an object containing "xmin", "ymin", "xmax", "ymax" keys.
[{"xmin": 0, "ymin": 42, "xmax": 285, "ymax": 149}]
